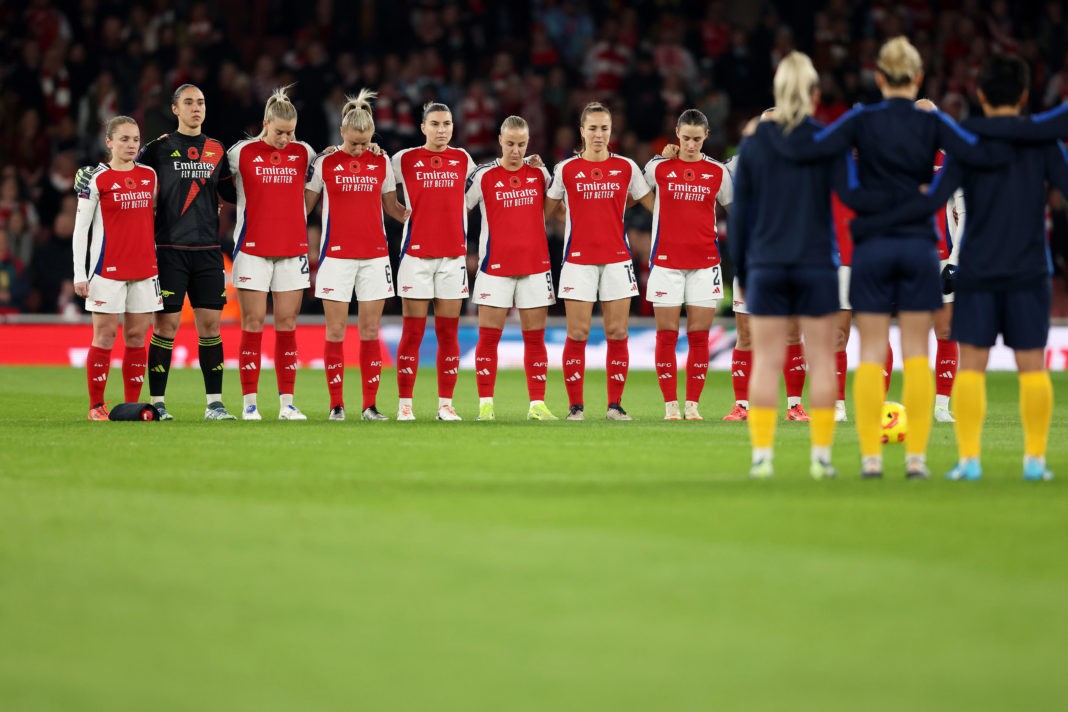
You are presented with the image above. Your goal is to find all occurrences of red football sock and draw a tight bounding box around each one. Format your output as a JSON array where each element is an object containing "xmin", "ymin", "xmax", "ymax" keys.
[
  {"xmin": 655, "ymin": 330, "xmax": 678, "ymax": 402},
  {"xmin": 239, "ymin": 330, "xmax": 263, "ymax": 396},
  {"xmin": 86, "ymin": 345, "xmax": 112, "ymax": 406},
  {"xmin": 731, "ymin": 348, "xmax": 751, "ymax": 402},
  {"xmin": 936, "ymin": 339, "xmax": 959, "ymax": 398},
  {"xmin": 686, "ymin": 330, "xmax": 710, "ymax": 403},
  {"xmin": 606, "ymin": 337, "xmax": 629, "ymax": 404},
  {"xmin": 562, "ymin": 337, "xmax": 586, "ymax": 407},
  {"xmin": 884, "ymin": 342, "xmax": 894, "ymax": 395},
  {"xmin": 324, "ymin": 339, "xmax": 345, "ymax": 409},
  {"xmin": 475, "ymin": 326, "xmax": 502, "ymax": 398},
  {"xmin": 435, "ymin": 316, "xmax": 460, "ymax": 398},
  {"xmin": 359, "ymin": 338, "xmax": 382, "ymax": 410},
  {"xmin": 522, "ymin": 328, "xmax": 548, "ymax": 401},
  {"xmin": 274, "ymin": 329, "xmax": 298, "ymax": 396},
  {"xmin": 396, "ymin": 316, "xmax": 426, "ymax": 399},
  {"xmin": 122, "ymin": 344, "xmax": 147, "ymax": 402},
  {"xmin": 836, "ymin": 350, "xmax": 848, "ymax": 401},
  {"xmin": 784, "ymin": 342, "xmax": 806, "ymax": 399}
]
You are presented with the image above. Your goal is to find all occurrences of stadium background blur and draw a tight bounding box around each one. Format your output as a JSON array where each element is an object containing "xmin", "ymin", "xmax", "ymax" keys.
[{"xmin": 2, "ymin": 0, "xmax": 1067, "ymax": 319}]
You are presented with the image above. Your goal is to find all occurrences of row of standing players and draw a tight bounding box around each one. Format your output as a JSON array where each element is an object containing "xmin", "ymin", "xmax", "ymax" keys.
[
  {"xmin": 732, "ymin": 38, "xmax": 1064, "ymax": 481},
  {"xmin": 74, "ymin": 84, "xmax": 753, "ymax": 425},
  {"xmin": 73, "ymin": 42, "xmax": 1062, "ymax": 481}
]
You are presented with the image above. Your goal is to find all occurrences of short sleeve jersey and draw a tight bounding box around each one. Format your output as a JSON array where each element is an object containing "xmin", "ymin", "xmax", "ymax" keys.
[
  {"xmin": 546, "ymin": 154, "xmax": 650, "ymax": 265},
  {"xmin": 306, "ymin": 150, "xmax": 396, "ymax": 261},
  {"xmin": 228, "ymin": 138, "xmax": 315, "ymax": 258},
  {"xmin": 643, "ymin": 155, "xmax": 732, "ymax": 269},
  {"xmin": 137, "ymin": 133, "xmax": 230, "ymax": 249},
  {"xmin": 77, "ymin": 164, "xmax": 158, "ymax": 281},
  {"xmin": 392, "ymin": 146, "xmax": 476, "ymax": 258},
  {"xmin": 465, "ymin": 161, "xmax": 552, "ymax": 276}
]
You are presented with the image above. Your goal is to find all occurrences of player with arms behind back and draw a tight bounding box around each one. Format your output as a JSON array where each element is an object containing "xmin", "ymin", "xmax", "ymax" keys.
[
  {"xmin": 644, "ymin": 109, "xmax": 732, "ymax": 421},
  {"xmin": 546, "ymin": 102, "xmax": 655, "ymax": 421},
  {"xmin": 466, "ymin": 116, "xmax": 557, "ymax": 421},
  {"xmin": 391, "ymin": 102, "xmax": 476, "ymax": 421},
  {"xmin": 138, "ymin": 84, "xmax": 236, "ymax": 421},
  {"xmin": 228, "ymin": 86, "xmax": 316, "ymax": 420},
  {"xmin": 73, "ymin": 117, "xmax": 161, "ymax": 419},
  {"xmin": 305, "ymin": 89, "xmax": 408, "ymax": 421}
]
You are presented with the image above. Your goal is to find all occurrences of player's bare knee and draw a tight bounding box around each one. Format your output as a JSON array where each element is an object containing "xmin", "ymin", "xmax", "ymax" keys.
[
  {"xmin": 567, "ymin": 326, "xmax": 590, "ymax": 341},
  {"xmin": 325, "ymin": 324, "xmax": 347, "ymax": 341},
  {"xmin": 604, "ymin": 326, "xmax": 628, "ymax": 341}
]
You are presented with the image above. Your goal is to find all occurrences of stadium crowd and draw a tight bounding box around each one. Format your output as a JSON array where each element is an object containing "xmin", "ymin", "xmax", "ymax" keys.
[{"xmin": 1, "ymin": 0, "xmax": 1067, "ymax": 316}]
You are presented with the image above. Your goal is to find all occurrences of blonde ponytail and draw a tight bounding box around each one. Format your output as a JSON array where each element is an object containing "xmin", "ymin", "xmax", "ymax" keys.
[
  {"xmin": 341, "ymin": 88, "xmax": 377, "ymax": 134},
  {"xmin": 257, "ymin": 85, "xmax": 298, "ymax": 138},
  {"xmin": 772, "ymin": 52, "xmax": 819, "ymax": 134}
]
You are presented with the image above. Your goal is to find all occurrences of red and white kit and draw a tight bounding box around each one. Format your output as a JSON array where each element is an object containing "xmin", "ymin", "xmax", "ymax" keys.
[
  {"xmin": 392, "ymin": 146, "xmax": 476, "ymax": 299},
  {"xmin": 643, "ymin": 155, "xmax": 732, "ymax": 306},
  {"xmin": 307, "ymin": 149, "xmax": 397, "ymax": 301},
  {"xmin": 73, "ymin": 163, "xmax": 161, "ymax": 313},
  {"xmin": 547, "ymin": 154, "xmax": 650, "ymax": 301},
  {"xmin": 465, "ymin": 159, "xmax": 554, "ymax": 309},
  {"xmin": 228, "ymin": 138, "xmax": 316, "ymax": 292}
]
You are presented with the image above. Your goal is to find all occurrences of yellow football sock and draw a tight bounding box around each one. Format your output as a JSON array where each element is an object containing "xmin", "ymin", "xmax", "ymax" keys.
[
  {"xmin": 952, "ymin": 370, "xmax": 986, "ymax": 460},
  {"xmin": 810, "ymin": 407, "xmax": 835, "ymax": 449},
  {"xmin": 854, "ymin": 362, "xmax": 884, "ymax": 458},
  {"xmin": 748, "ymin": 406, "xmax": 777, "ymax": 451},
  {"xmin": 1019, "ymin": 371, "xmax": 1053, "ymax": 458},
  {"xmin": 903, "ymin": 356, "xmax": 935, "ymax": 458}
]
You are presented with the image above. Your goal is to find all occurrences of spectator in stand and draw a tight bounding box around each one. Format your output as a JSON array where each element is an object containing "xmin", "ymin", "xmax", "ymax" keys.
[{"xmin": 0, "ymin": 228, "xmax": 24, "ymax": 313}]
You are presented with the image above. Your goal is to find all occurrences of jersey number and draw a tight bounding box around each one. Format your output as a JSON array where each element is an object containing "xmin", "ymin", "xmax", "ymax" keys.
[
  {"xmin": 624, "ymin": 263, "xmax": 636, "ymax": 285},
  {"xmin": 299, "ymin": 255, "xmax": 310, "ymax": 275}
]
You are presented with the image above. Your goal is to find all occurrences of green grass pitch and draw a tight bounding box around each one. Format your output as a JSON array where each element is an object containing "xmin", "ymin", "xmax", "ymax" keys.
[{"xmin": 1, "ymin": 366, "xmax": 1065, "ymax": 711}]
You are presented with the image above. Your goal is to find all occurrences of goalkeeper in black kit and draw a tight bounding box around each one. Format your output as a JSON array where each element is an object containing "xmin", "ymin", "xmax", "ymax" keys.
[{"xmin": 77, "ymin": 84, "xmax": 238, "ymax": 420}]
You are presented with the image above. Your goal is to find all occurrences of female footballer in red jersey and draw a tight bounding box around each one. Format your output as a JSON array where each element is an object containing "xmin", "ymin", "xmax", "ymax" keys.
[
  {"xmin": 545, "ymin": 102, "xmax": 655, "ymax": 421},
  {"xmin": 391, "ymin": 102, "xmax": 476, "ymax": 421},
  {"xmin": 227, "ymin": 86, "xmax": 317, "ymax": 421},
  {"xmin": 466, "ymin": 116, "xmax": 558, "ymax": 422},
  {"xmin": 305, "ymin": 89, "xmax": 409, "ymax": 421},
  {"xmin": 72, "ymin": 116, "xmax": 161, "ymax": 419},
  {"xmin": 643, "ymin": 109, "xmax": 733, "ymax": 421}
]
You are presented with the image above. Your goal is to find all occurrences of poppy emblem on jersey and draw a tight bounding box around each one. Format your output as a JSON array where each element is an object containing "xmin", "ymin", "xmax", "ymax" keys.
[
  {"xmin": 188, "ymin": 146, "xmax": 200, "ymax": 160},
  {"xmin": 683, "ymin": 168, "xmax": 696, "ymax": 182},
  {"xmin": 123, "ymin": 177, "xmax": 136, "ymax": 190},
  {"xmin": 431, "ymin": 155, "xmax": 444, "ymax": 169},
  {"xmin": 270, "ymin": 152, "xmax": 282, "ymax": 166},
  {"xmin": 591, "ymin": 167, "xmax": 604, "ymax": 181},
  {"xmin": 509, "ymin": 175, "xmax": 522, "ymax": 188},
  {"xmin": 349, "ymin": 160, "xmax": 362, "ymax": 174}
]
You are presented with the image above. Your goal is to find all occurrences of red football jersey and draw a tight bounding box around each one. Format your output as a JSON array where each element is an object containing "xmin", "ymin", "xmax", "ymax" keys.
[
  {"xmin": 831, "ymin": 193, "xmax": 855, "ymax": 267},
  {"xmin": 74, "ymin": 164, "xmax": 158, "ymax": 281},
  {"xmin": 307, "ymin": 150, "xmax": 396, "ymax": 261},
  {"xmin": 228, "ymin": 138, "xmax": 315, "ymax": 258},
  {"xmin": 933, "ymin": 151, "xmax": 952, "ymax": 260},
  {"xmin": 392, "ymin": 146, "xmax": 475, "ymax": 258},
  {"xmin": 465, "ymin": 161, "xmax": 552, "ymax": 276},
  {"xmin": 547, "ymin": 154, "xmax": 650, "ymax": 265},
  {"xmin": 644, "ymin": 155, "xmax": 732, "ymax": 269}
]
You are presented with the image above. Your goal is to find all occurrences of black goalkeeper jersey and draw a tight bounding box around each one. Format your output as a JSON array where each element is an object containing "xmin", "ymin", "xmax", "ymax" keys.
[{"xmin": 137, "ymin": 132, "xmax": 235, "ymax": 249}]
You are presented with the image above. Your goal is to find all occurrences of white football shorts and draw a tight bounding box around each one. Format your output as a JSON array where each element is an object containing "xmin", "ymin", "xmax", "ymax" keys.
[
  {"xmin": 315, "ymin": 255, "xmax": 394, "ymax": 302},
  {"xmin": 558, "ymin": 260, "xmax": 639, "ymax": 302},
  {"xmin": 646, "ymin": 265, "xmax": 722, "ymax": 308},
  {"xmin": 838, "ymin": 265, "xmax": 851, "ymax": 311},
  {"xmin": 233, "ymin": 252, "xmax": 311, "ymax": 293},
  {"xmin": 86, "ymin": 275, "xmax": 163, "ymax": 314},
  {"xmin": 732, "ymin": 276, "xmax": 748, "ymax": 315},
  {"xmin": 395, "ymin": 255, "xmax": 469, "ymax": 300},
  {"xmin": 473, "ymin": 270, "xmax": 555, "ymax": 309}
]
